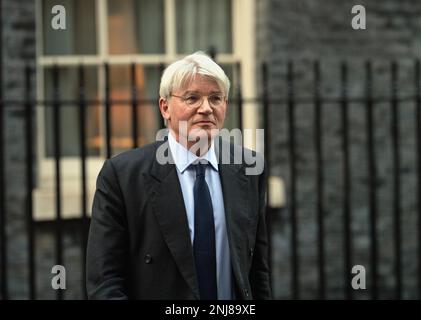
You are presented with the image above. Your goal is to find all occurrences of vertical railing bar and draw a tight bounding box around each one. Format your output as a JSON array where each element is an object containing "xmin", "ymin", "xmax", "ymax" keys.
[
  {"xmin": 0, "ymin": 0, "xmax": 7, "ymax": 298},
  {"xmin": 366, "ymin": 61, "xmax": 378, "ymax": 300},
  {"xmin": 25, "ymin": 64, "xmax": 36, "ymax": 299},
  {"xmin": 131, "ymin": 63, "xmax": 139, "ymax": 149},
  {"xmin": 391, "ymin": 61, "xmax": 402, "ymax": 299},
  {"xmin": 104, "ymin": 63, "xmax": 112, "ymax": 159},
  {"xmin": 52, "ymin": 64, "xmax": 63, "ymax": 300},
  {"xmin": 415, "ymin": 59, "xmax": 421, "ymax": 299},
  {"xmin": 78, "ymin": 64, "xmax": 88, "ymax": 299},
  {"xmin": 262, "ymin": 62, "xmax": 272, "ymax": 279},
  {"xmin": 236, "ymin": 62, "xmax": 243, "ymax": 133},
  {"xmin": 287, "ymin": 61, "xmax": 299, "ymax": 299},
  {"xmin": 341, "ymin": 61, "xmax": 352, "ymax": 300},
  {"xmin": 262, "ymin": 63, "xmax": 270, "ymax": 184},
  {"xmin": 159, "ymin": 63, "xmax": 166, "ymax": 130},
  {"xmin": 313, "ymin": 60, "xmax": 325, "ymax": 299},
  {"xmin": 208, "ymin": 46, "xmax": 216, "ymax": 61}
]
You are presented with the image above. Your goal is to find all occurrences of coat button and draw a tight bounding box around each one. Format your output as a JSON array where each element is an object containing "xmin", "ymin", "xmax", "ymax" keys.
[
  {"xmin": 243, "ymin": 289, "xmax": 249, "ymax": 297},
  {"xmin": 144, "ymin": 254, "xmax": 152, "ymax": 264},
  {"xmin": 249, "ymin": 248, "xmax": 254, "ymax": 257}
]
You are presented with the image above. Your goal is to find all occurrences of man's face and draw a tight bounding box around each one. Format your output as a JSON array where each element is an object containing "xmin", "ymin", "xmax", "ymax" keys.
[{"xmin": 159, "ymin": 75, "xmax": 227, "ymax": 148}]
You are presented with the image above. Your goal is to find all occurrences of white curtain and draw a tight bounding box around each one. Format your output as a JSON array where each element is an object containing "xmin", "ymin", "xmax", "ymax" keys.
[
  {"xmin": 176, "ymin": 0, "xmax": 232, "ymax": 54},
  {"xmin": 108, "ymin": 0, "xmax": 164, "ymax": 54}
]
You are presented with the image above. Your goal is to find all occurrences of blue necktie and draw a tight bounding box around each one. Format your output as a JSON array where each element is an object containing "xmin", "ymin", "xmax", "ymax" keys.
[{"xmin": 193, "ymin": 163, "xmax": 217, "ymax": 300}]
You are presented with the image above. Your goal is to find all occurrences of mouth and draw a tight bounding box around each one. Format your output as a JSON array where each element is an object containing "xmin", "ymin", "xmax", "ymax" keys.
[{"xmin": 194, "ymin": 120, "xmax": 215, "ymax": 126}]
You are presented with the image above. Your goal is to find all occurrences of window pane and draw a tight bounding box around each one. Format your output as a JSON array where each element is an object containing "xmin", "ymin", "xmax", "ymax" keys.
[
  {"xmin": 108, "ymin": 65, "xmax": 161, "ymax": 154},
  {"xmin": 44, "ymin": 67, "xmax": 100, "ymax": 157},
  {"xmin": 108, "ymin": 0, "xmax": 165, "ymax": 54},
  {"xmin": 176, "ymin": 0, "xmax": 232, "ymax": 54},
  {"xmin": 42, "ymin": 0, "xmax": 97, "ymax": 55}
]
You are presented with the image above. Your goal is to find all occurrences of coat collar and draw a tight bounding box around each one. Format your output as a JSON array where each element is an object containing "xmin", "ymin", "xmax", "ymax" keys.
[{"xmin": 215, "ymin": 138, "xmax": 250, "ymax": 294}]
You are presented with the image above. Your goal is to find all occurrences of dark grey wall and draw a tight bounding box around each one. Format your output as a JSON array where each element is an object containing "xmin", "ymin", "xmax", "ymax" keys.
[
  {"xmin": 258, "ymin": 0, "xmax": 421, "ymax": 299},
  {"xmin": 2, "ymin": 0, "xmax": 37, "ymax": 299}
]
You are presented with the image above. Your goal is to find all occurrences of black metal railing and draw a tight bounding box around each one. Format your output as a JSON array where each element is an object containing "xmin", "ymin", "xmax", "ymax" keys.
[
  {"xmin": 365, "ymin": 61, "xmax": 378, "ymax": 300},
  {"xmin": 340, "ymin": 62, "xmax": 352, "ymax": 300},
  {"xmin": 0, "ymin": 0, "xmax": 7, "ymax": 300},
  {"xmin": 262, "ymin": 59, "xmax": 421, "ymax": 300}
]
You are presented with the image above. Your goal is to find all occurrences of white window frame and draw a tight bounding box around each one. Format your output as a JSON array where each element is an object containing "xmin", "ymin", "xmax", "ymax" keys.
[{"xmin": 34, "ymin": 0, "xmax": 257, "ymax": 220}]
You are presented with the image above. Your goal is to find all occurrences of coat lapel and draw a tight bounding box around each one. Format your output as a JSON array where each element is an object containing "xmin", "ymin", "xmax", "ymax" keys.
[
  {"xmin": 216, "ymin": 138, "xmax": 251, "ymax": 296},
  {"xmin": 149, "ymin": 140, "xmax": 200, "ymax": 299}
]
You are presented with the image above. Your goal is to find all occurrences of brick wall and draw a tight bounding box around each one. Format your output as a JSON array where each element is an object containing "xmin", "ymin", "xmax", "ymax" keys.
[
  {"xmin": 259, "ymin": 0, "xmax": 421, "ymax": 299},
  {"xmin": 2, "ymin": 0, "xmax": 37, "ymax": 299}
]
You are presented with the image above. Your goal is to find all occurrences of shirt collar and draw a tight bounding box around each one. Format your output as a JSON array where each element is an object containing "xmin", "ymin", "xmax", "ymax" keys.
[{"xmin": 168, "ymin": 131, "xmax": 219, "ymax": 173}]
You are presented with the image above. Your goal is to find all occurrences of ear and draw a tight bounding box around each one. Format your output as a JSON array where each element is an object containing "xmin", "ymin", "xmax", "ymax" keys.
[{"xmin": 159, "ymin": 97, "xmax": 171, "ymax": 122}]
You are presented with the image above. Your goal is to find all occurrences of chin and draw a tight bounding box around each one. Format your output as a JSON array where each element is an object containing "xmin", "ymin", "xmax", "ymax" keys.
[{"xmin": 188, "ymin": 127, "xmax": 214, "ymax": 143}]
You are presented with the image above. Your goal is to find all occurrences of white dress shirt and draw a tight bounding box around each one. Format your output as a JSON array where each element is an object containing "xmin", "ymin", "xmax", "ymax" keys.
[{"xmin": 168, "ymin": 132, "xmax": 234, "ymax": 300}]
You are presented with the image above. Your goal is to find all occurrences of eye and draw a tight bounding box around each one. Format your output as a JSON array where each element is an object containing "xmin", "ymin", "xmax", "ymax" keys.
[
  {"xmin": 185, "ymin": 94, "xmax": 200, "ymax": 105},
  {"xmin": 209, "ymin": 95, "xmax": 224, "ymax": 105}
]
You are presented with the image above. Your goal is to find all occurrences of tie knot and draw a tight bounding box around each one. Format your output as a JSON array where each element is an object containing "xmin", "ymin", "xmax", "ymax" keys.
[{"xmin": 193, "ymin": 162, "xmax": 207, "ymax": 178}]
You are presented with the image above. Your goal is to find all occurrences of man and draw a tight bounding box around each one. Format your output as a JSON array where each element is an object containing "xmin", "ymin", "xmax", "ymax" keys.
[{"xmin": 86, "ymin": 52, "xmax": 271, "ymax": 300}]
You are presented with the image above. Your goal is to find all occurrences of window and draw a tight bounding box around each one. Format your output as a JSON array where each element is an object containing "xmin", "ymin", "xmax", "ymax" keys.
[
  {"xmin": 176, "ymin": 0, "xmax": 232, "ymax": 54},
  {"xmin": 107, "ymin": 0, "xmax": 165, "ymax": 54},
  {"xmin": 42, "ymin": 0, "xmax": 97, "ymax": 55},
  {"xmin": 36, "ymin": 0, "xmax": 256, "ymax": 220}
]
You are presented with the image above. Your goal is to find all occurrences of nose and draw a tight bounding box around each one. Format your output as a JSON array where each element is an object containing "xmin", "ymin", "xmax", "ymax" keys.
[{"xmin": 197, "ymin": 97, "xmax": 213, "ymax": 114}]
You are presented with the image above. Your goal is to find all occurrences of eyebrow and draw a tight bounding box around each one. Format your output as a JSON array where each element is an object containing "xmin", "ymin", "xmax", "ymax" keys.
[{"xmin": 183, "ymin": 90, "xmax": 223, "ymax": 95}]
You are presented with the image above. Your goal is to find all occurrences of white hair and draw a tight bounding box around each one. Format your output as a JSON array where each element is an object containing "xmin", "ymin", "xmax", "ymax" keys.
[{"xmin": 159, "ymin": 51, "xmax": 230, "ymax": 99}]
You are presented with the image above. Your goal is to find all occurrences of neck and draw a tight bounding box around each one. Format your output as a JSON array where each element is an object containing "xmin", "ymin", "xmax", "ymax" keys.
[
  {"xmin": 189, "ymin": 139, "xmax": 211, "ymax": 157},
  {"xmin": 170, "ymin": 130, "xmax": 212, "ymax": 157}
]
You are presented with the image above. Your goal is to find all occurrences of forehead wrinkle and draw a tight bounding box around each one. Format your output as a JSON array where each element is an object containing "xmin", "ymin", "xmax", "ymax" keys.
[
  {"xmin": 183, "ymin": 89, "xmax": 223, "ymax": 95},
  {"xmin": 176, "ymin": 75, "xmax": 221, "ymax": 95}
]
